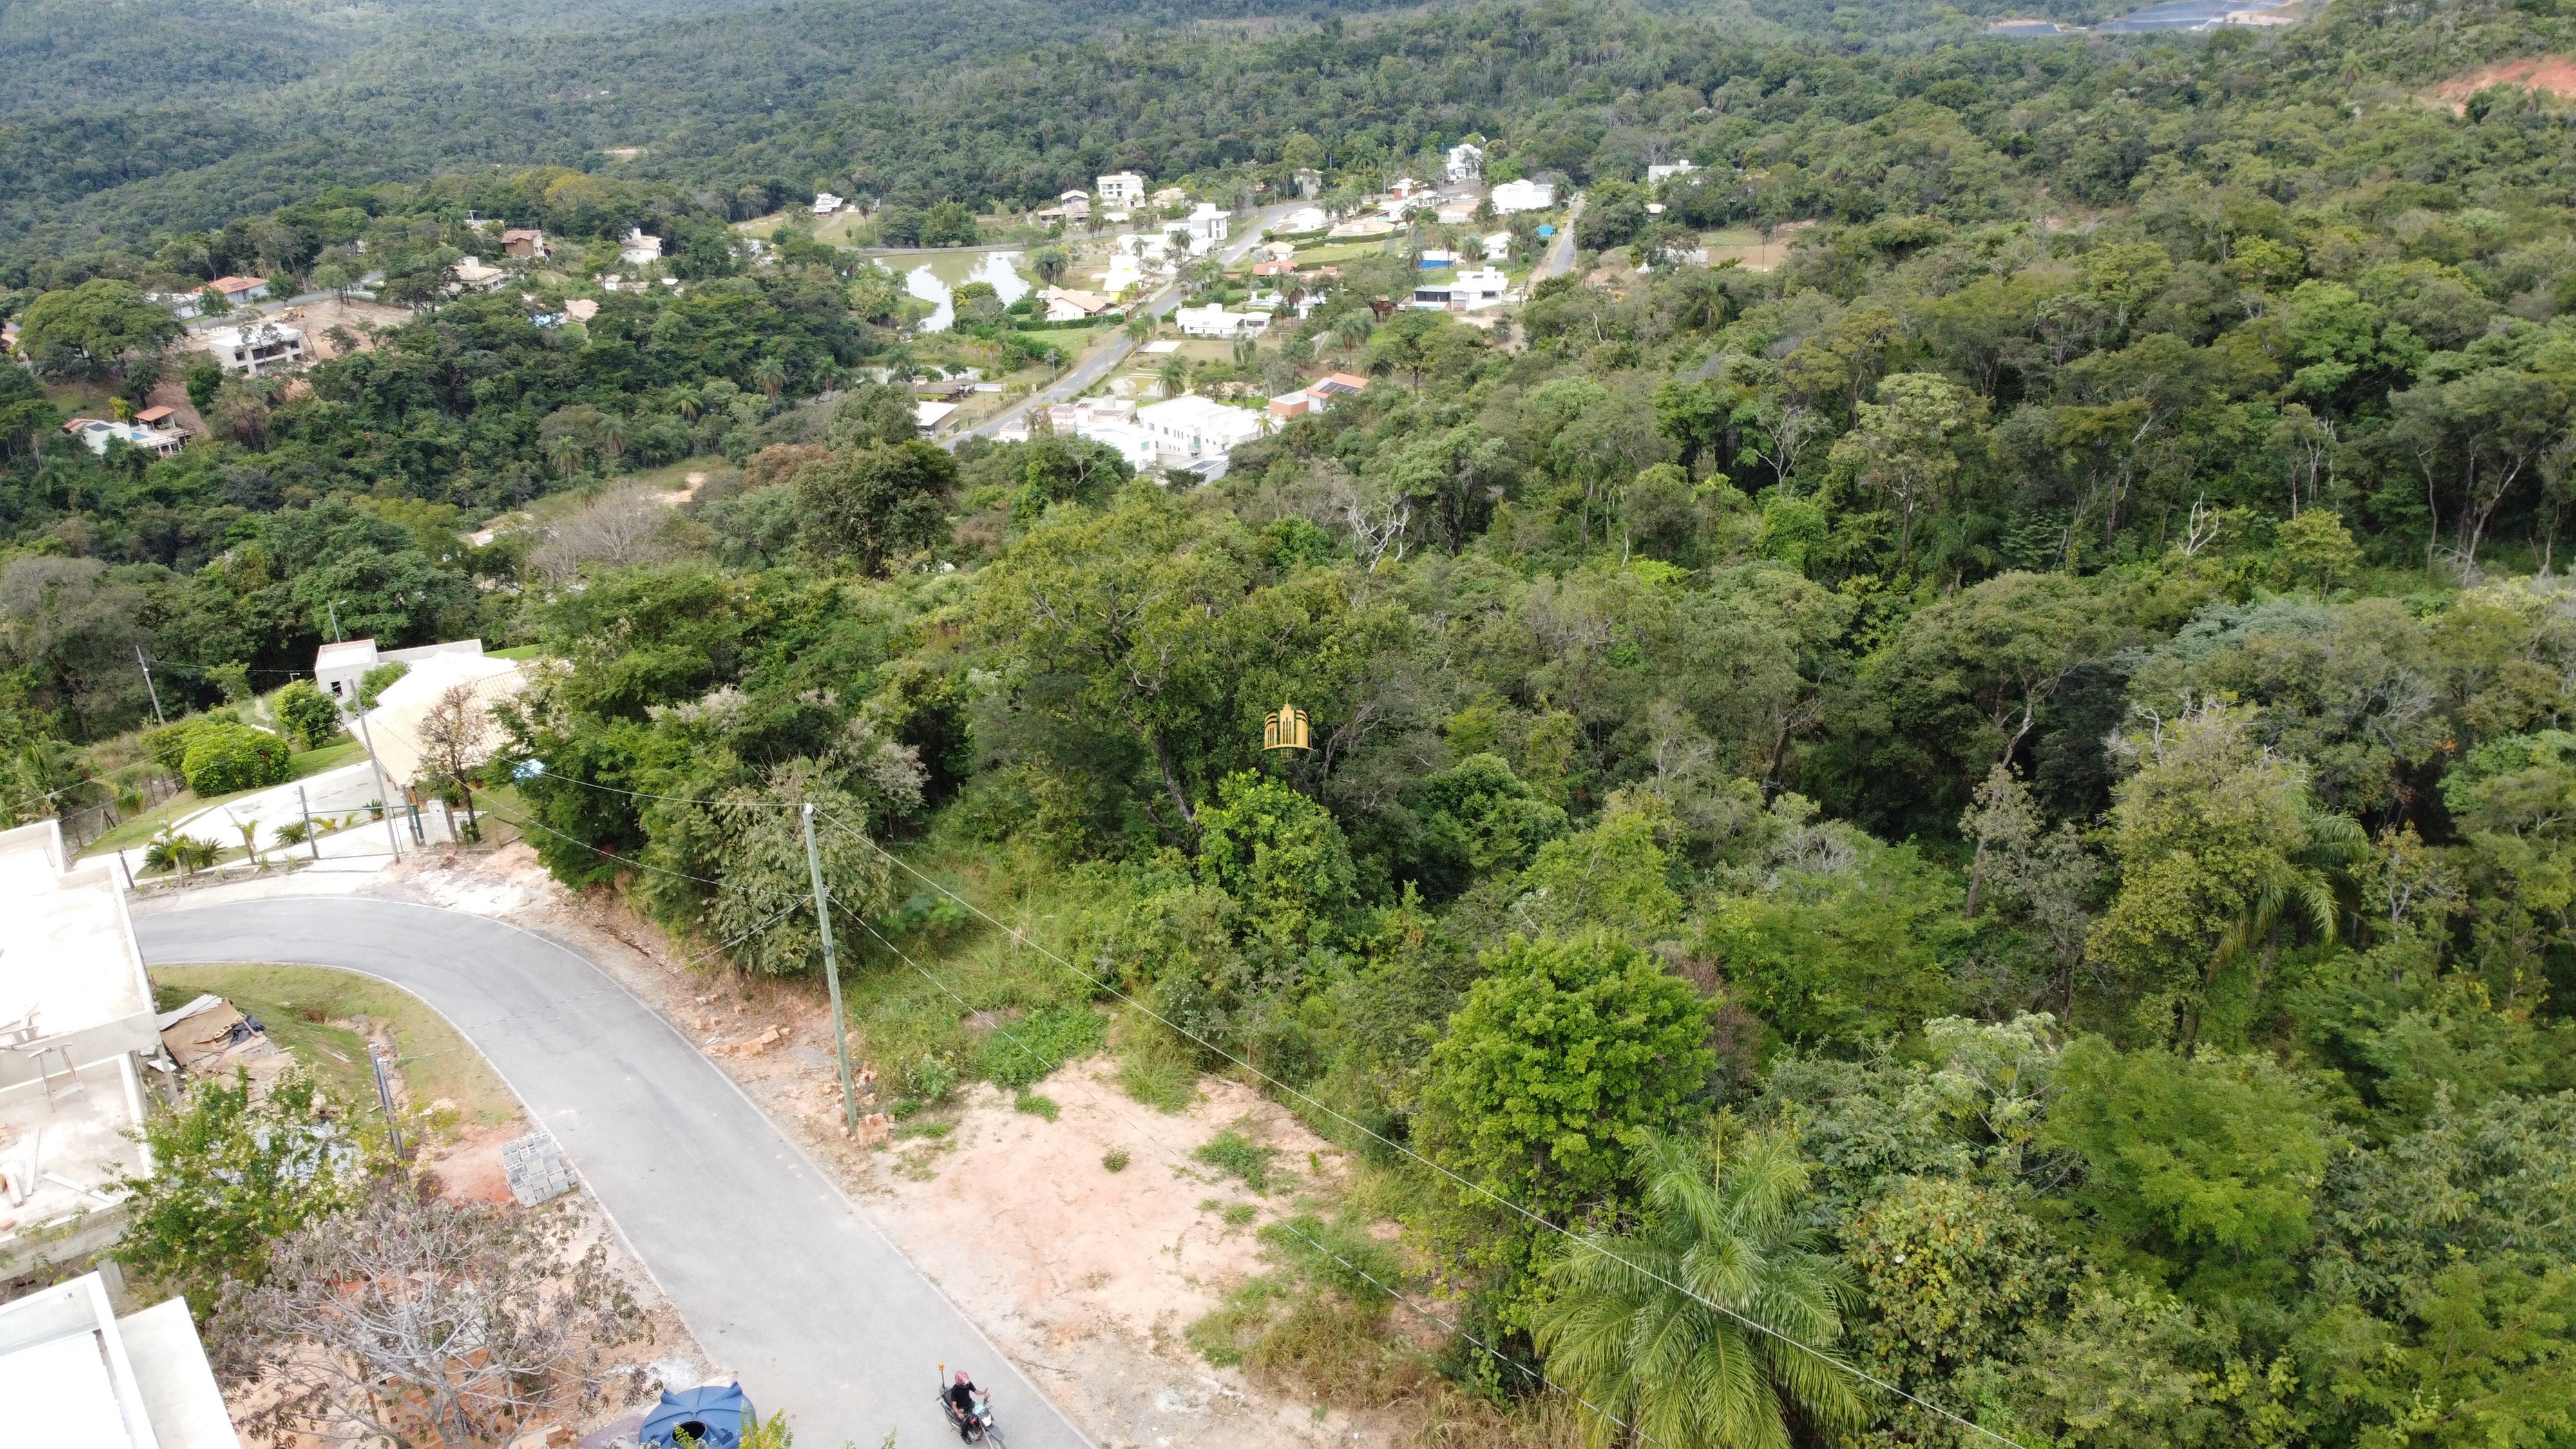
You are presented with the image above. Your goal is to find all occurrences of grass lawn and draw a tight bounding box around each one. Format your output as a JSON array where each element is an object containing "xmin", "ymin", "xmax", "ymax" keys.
[
  {"xmin": 81, "ymin": 737, "xmax": 369, "ymax": 858},
  {"xmin": 487, "ymin": 644, "xmax": 549, "ymax": 661},
  {"xmin": 148, "ymin": 963, "xmax": 520, "ymax": 1130},
  {"xmin": 1284, "ymin": 242, "xmax": 1397, "ymax": 265}
]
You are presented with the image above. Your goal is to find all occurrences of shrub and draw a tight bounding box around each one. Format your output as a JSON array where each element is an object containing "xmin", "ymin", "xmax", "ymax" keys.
[
  {"xmin": 1103, "ymin": 1149, "xmax": 1131, "ymax": 1172},
  {"xmin": 272, "ymin": 679, "xmax": 341, "ymax": 750},
  {"xmin": 181, "ymin": 723, "xmax": 290, "ymax": 795},
  {"xmin": 142, "ymin": 714, "xmax": 231, "ymax": 772},
  {"xmin": 356, "ymin": 661, "xmax": 408, "ymax": 708}
]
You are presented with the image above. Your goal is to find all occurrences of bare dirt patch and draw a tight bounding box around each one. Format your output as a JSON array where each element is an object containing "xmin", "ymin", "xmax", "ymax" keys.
[
  {"xmin": 2432, "ymin": 55, "xmax": 2576, "ymax": 111},
  {"xmin": 362, "ymin": 844, "xmax": 1407, "ymax": 1448}
]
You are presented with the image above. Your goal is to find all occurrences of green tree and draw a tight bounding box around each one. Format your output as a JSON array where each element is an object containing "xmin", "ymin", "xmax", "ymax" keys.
[
  {"xmin": 181, "ymin": 721, "xmax": 290, "ymax": 793},
  {"xmin": 16, "ymin": 278, "xmax": 184, "ymax": 380},
  {"xmin": 113, "ymin": 1065, "xmax": 370, "ymax": 1316},
  {"xmin": 273, "ymin": 678, "xmax": 342, "ymax": 748},
  {"xmin": 795, "ymin": 439, "xmax": 957, "ymax": 574},
  {"xmin": 2041, "ymin": 1036, "xmax": 2331, "ymax": 1299},
  {"xmin": 1534, "ymin": 1129, "xmax": 1867, "ymax": 1449},
  {"xmin": 1827, "ymin": 372, "xmax": 1984, "ymax": 574},
  {"xmin": 1194, "ymin": 771, "xmax": 1357, "ymax": 949},
  {"xmin": 1422, "ymin": 931, "xmax": 1713, "ymax": 1216}
]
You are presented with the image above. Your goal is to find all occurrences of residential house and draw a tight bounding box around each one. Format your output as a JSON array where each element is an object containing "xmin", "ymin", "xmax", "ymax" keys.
[
  {"xmin": 1389, "ymin": 177, "xmax": 1426, "ymax": 200},
  {"xmin": 203, "ymin": 321, "xmax": 305, "ymax": 376},
  {"xmin": 1452, "ymin": 267, "xmax": 1512, "ymax": 307},
  {"xmin": 1280, "ymin": 205, "xmax": 1328, "ymax": 234},
  {"xmin": 0, "ymin": 1269, "xmax": 242, "ymax": 1447},
  {"xmin": 0, "ymin": 820, "xmax": 170, "ymax": 1278},
  {"xmin": 1482, "ymin": 230, "xmax": 1516, "ymax": 260},
  {"xmin": 144, "ymin": 291, "xmax": 204, "ymax": 321},
  {"xmin": 1040, "ymin": 398, "xmax": 1158, "ymax": 468},
  {"xmin": 313, "ymin": 636, "xmax": 484, "ymax": 703},
  {"xmin": 1436, "ymin": 202, "xmax": 1477, "ymax": 225},
  {"xmin": 1097, "ymin": 171, "xmax": 1147, "ymax": 206},
  {"xmin": 500, "ymin": 228, "xmax": 551, "ymax": 258},
  {"xmin": 1326, "ymin": 217, "xmax": 1397, "ymax": 240},
  {"xmin": 914, "ymin": 401, "xmax": 959, "ymax": 436},
  {"xmin": 1445, "ymin": 142, "xmax": 1485, "ymax": 184},
  {"xmin": 1310, "ymin": 372, "xmax": 1368, "ymax": 401},
  {"xmin": 1647, "ymin": 159, "xmax": 1699, "ymax": 184},
  {"xmin": 814, "ymin": 191, "xmax": 846, "ymax": 215},
  {"xmin": 206, "ymin": 276, "xmax": 269, "ymax": 305},
  {"xmin": 1270, "ymin": 370, "xmax": 1369, "ymax": 421},
  {"xmin": 1150, "ymin": 186, "xmax": 1190, "ymax": 209},
  {"xmin": 1489, "ymin": 179, "xmax": 1557, "ymax": 213},
  {"xmin": 451, "ymin": 257, "xmax": 508, "ymax": 291},
  {"xmin": 1250, "ymin": 260, "xmax": 1297, "ymax": 278},
  {"xmin": 133, "ymin": 404, "xmax": 184, "ymax": 437},
  {"xmin": 1293, "ymin": 167, "xmax": 1323, "ymax": 199},
  {"xmin": 1036, "ymin": 287, "xmax": 1115, "ymax": 321},
  {"xmin": 1058, "ymin": 190, "xmax": 1092, "ymax": 219},
  {"xmin": 619, "ymin": 229, "xmax": 664, "ymax": 266},
  {"xmin": 61, "ymin": 417, "xmax": 186, "ymax": 460},
  {"xmin": 1174, "ymin": 303, "xmax": 1268, "ymax": 338},
  {"xmin": 1187, "ymin": 202, "xmax": 1231, "ymax": 245},
  {"xmin": 1138, "ymin": 394, "xmax": 1266, "ymax": 464}
]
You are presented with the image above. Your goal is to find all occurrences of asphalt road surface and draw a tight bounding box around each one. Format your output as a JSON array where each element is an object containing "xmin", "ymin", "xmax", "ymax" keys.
[
  {"xmin": 960, "ymin": 202, "xmax": 1302, "ymax": 445},
  {"xmin": 1539, "ymin": 194, "xmax": 1585, "ymax": 280},
  {"xmin": 136, "ymin": 897, "xmax": 1092, "ymax": 1449}
]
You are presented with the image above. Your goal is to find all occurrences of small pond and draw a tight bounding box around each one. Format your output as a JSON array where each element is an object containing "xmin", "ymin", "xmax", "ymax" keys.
[{"xmin": 886, "ymin": 251, "xmax": 1033, "ymax": 331}]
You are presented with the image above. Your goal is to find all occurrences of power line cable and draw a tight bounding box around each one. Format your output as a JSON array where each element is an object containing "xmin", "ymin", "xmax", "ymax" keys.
[{"xmin": 813, "ymin": 806, "xmax": 2025, "ymax": 1449}]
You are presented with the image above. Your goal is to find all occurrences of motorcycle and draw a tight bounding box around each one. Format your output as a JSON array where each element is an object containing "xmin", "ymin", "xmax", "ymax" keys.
[{"xmin": 937, "ymin": 1364, "xmax": 1004, "ymax": 1445}]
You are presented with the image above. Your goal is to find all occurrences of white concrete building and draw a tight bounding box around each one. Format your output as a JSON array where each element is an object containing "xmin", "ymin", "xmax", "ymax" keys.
[
  {"xmin": 1187, "ymin": 202, "xmax": 1231, "ymax": 245},
  {"xmin": 1647, "ymin": 159, "xmax": 1699, "ymax": 184},
  {"xmin": 1138, "ymin": 395, "xmax": 1267, "ymax": 463},
  {"xmin": 1097, "ymin": 171, "xmax": 1147, "ymax": 206},
  {"xmin": 814, "ymin": 191, "xmax": 846, "ymax": 215},
  {"xmin": 620, "ymin": 229, "xmax": 664, "ymax": 266},
  {"xmin": 61, "ymin": 417, "xmax": 186, "ymax": 460},
  {"xmin": 203, "ymin": 321, "xmax": 305, "ymax": 376},
  {"xmin": 313, "ymin": 636, "xmax": 485, "ymax": 705},
  {"xmin": 1490, "ymin": 178, "xmax": 1558, "ymax": 214},
  {"xmin": 0, "ymin": 820, "xmax": 165, "ymax": 1277},
  {"xmin": 1453, "ymin": 267, "xmax": 1513, "ymax": 307},
  {"xmin": 451, "ymin": 257, "xmax": 508, "ymax": 291},
  {"xmin": 1280, "ymin": 205, "xmax": 1329, "ymax": 234},
  {"xmin": 1174, "ymin": 303, "xmax": 1269, "ymax": 339},
  {"xmin": 1482, "ymin": 230, "xmax": 1516, "ymax": 260},
  {"xmin": 0, "ymin": 1271, "xmax": 241, "ymax": 1448},
  {"xmin": 1445, "ymin": 142, "xmax": 1485, "ymax": 184},
  {"xmin": 146, "ymin": 292, "xmax": 204, "ymax": 321}
]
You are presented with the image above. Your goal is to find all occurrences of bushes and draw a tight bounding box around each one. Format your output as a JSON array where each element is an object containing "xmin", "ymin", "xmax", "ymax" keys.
[
  {"xmin": 272, "ymin": 679, "xmax": 341, "ymax": 749},
  {"xmin": 181, "ymin": 722, "xmax": 289, "ymax": 795}
]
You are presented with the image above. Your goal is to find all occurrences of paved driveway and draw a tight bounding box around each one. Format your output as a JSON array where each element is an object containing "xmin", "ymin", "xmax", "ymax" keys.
[{"xmin": 135, "ymin": 898, "xmax": 1090, "ymax": 1449}]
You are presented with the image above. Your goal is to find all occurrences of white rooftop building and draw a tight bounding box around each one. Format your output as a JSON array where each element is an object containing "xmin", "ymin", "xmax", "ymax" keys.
[
  {"xmin": 1173, "ymin": 303, "xmax": 1269, "ymax": 338},
  {"xmin": 0, "ymin": 820, "xmax": 164, "ymax": 1276},
  {"xmin": 0, "ymin": 1272, "xmax": 240, "ymax": 1448},
  {"xmin": 314, "ymin": 636, "xmax": 485, "ymax": 705},
  {"xmin": 814, "ymin": 191, "xmax": 846, "ymax": 215},
  {"xmin": 62, "ymin": 418, "xmax": 185, "ymax": 460},
  {"xmin": 1490, "ymin": 178, "xmax": 1558, "ymax": 214},
  {"xmin": 202, "ymin": 321, "xmax": 304, "ymax": 376},
  {"xmin": 1280, "ymin": 205, "xmax": 1329, "ymax": 234},
  {"xmin": 1647, "ymin": 159, "xmax": 1699, "ymax": 184},
  {"xmin": 1445, "ymin": 142, "xmax": 1485, "ymax": 184},
  {"xmin": 1097, "ymin": 171, "xmax": 1147, "ymax": 206},
  {"xmin": 1138, "ymin": 395, "xmax": 1267, "ymax": 464},
  {"xmin": 1186, "ymin": 202, "xmax": 1231, "ymax": 245},
  {"xmin": 620, "ymin": 229, "xmax": 664, "ymax": 266}
]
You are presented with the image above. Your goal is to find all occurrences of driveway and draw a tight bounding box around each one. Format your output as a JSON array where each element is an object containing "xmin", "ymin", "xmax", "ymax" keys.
[
  {"xmin": 134, "ymin": 898, "xmax": 1091, "ymax": 1449},
  {"xmin": 1539, "ymin": 194, "xmax": 1585, "ymax": 280}
]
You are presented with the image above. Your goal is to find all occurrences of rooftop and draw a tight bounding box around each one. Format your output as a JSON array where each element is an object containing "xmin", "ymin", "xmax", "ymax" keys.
[
  {"xmin": 0, "ymin": 1273, "xmax": 238, "ymax": 1448},
  {"xmin": 0, "ymin": 820, "xmax": 154, "ymax": 1052}
]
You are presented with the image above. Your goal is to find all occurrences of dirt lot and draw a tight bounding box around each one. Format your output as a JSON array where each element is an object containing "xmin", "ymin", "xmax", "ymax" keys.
[
  {"xmin": 368, "ymin": 844, "xmax": 1412, "ymax": 1448},
  {"xmin": 2432, "ymin": 55, "xmax": 2576, "ymax": 111}
]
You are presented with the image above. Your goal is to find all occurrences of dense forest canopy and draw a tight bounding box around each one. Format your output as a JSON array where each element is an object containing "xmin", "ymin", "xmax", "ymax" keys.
[{"xmin": 11, "ymin": 0, "xmax": 2576, "ymax": 1441}]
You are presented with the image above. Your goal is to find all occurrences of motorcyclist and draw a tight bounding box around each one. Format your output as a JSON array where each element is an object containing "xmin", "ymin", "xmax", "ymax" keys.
[{"xmin": 945, "ymin": 1370, "xmax": 981, "ymax": 1425}]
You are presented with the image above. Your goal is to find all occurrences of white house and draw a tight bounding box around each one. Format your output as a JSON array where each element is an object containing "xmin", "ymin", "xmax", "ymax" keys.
[
  {"xmin": 814, "ymin": 191, "xmax": 846, "ymax": 215},
  {"xmin": 619, "ymin": 229, "xmax": 664, "ymax": 266},
  {"xmin": 1037, "ymin": 287, "xmax": 1115, "ymax": 321},
  {"xmin": 1445, "ymin": 142, "xmax": 1485, "ymax": 184},
  {"xmin": 1174, "ymin": 303, "xmax": 1268, "ymax": 339},
  {"xmin": 1482, "ymin": 230, "xmax": 1516, "ymax": 260},
  {"xmin": 1138, "ymin": 395, "xmax": 1267, "ymax": 464},
  {"xmin": 450, "ymin": 258, "xmax": 508, "ymax": 291},
  {"xmin": 206, "ymin": 275, "xmax": 269, "ymax": 305},
  {"xmin": 204, "ymin": 321, "xmax": 305, "ymax": 376},
  {"xmin": 314, "ymin": 636, "xmax": 485, "ymax": 704},
  {"xmin": 1453, "ymin": 267, "xmax": 1512, "ymax": 307},
  {"xmin": 1646, "ymin": 159, "xmax": 1699, "ymax": 184},
  {"xmin": 1490, "ymin": 178, "xmax": 1558, "ymax": 214},
  {"xmin": 61, "ymin": 417, "xmax": 186, "ymax": 460},
  {"xmin": 1187, "ymin": 202, "xmax": 1231, "ymax": 245},
  {"xmin": 1280, "ymin": 205, "xmax": 1329, "ymax": 234},
  {"xmin": 1097, "ymin": 171, "xmax": 1147, "ymax": 206},
  {"xmin": 0, "ymin": 820, "xmax": 167, "ymax": 1278},
  {"xmin": 146, "ymin": 291, "xmax": 204, "ymax": 321},
  {"xmin": 0, "ymin": 1271, "xmax": 242, "ymax": 1448}
]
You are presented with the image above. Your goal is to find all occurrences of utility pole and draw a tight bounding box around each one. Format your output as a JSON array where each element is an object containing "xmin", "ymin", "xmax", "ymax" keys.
[
  {"xmin": 135, "ymin": 646, "xmax": 164, "ymax": 726},
  {"xmin": 297, "ymin": 785, "xmax": 319, "ymax": 861},
  {"xmin": 370, "ymin": 1046, "xmax": 405, "ymax": 1159},
  {"xmin": 351, "ymin": 709, "xmax": 403, "ymax": 860},
  {"xmin": 802, "ymin": 804, "xmax": 861, "ymax": 1135},
  {"xmin": 327, "ymin": 600, "xmax": 343, "ymax": 643}
]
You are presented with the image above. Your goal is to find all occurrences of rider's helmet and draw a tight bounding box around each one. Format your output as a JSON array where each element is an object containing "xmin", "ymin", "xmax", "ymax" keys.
[{"xmin": 955, "ymin": 1371, "xmax": 973, "ymax": 1385}]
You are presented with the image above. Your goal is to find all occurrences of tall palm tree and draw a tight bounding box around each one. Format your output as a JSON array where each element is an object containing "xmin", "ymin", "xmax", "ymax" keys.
[
  {"xmin": 669, "ymin": 384, "xmax": 703, "ymax": 423},
  {"xmin": 595, "ymin": 412, "xmax": 632, "ymax": 461},
  {"xmin": 544, "ymin": 433, "xmax": 586, "ymax": 477},
  {"xmin": 1535, "ymin": 1130, "xmax": 1867, "ymax": 1449},
  {"xmin": 752, "ymin": 356, "xmax": 788, "ymax": 398}
]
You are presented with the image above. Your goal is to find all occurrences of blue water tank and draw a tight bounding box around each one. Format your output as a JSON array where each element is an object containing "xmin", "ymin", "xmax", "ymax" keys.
[{"xmin": 641, "ymin": 1383, "xmax": 756, "ymax": 1448}]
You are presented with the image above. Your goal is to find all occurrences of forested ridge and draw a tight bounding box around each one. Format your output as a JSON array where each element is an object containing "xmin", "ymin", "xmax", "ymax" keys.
[{"xmin": 10, "ymin": 0, "xmax": 2576, "ymax": 1441}]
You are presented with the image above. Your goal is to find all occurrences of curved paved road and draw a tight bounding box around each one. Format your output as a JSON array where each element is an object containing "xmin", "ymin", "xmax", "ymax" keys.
[{"xmin": 136, "ymin": 898, "xmax": 1089, "ymax": 1449}]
